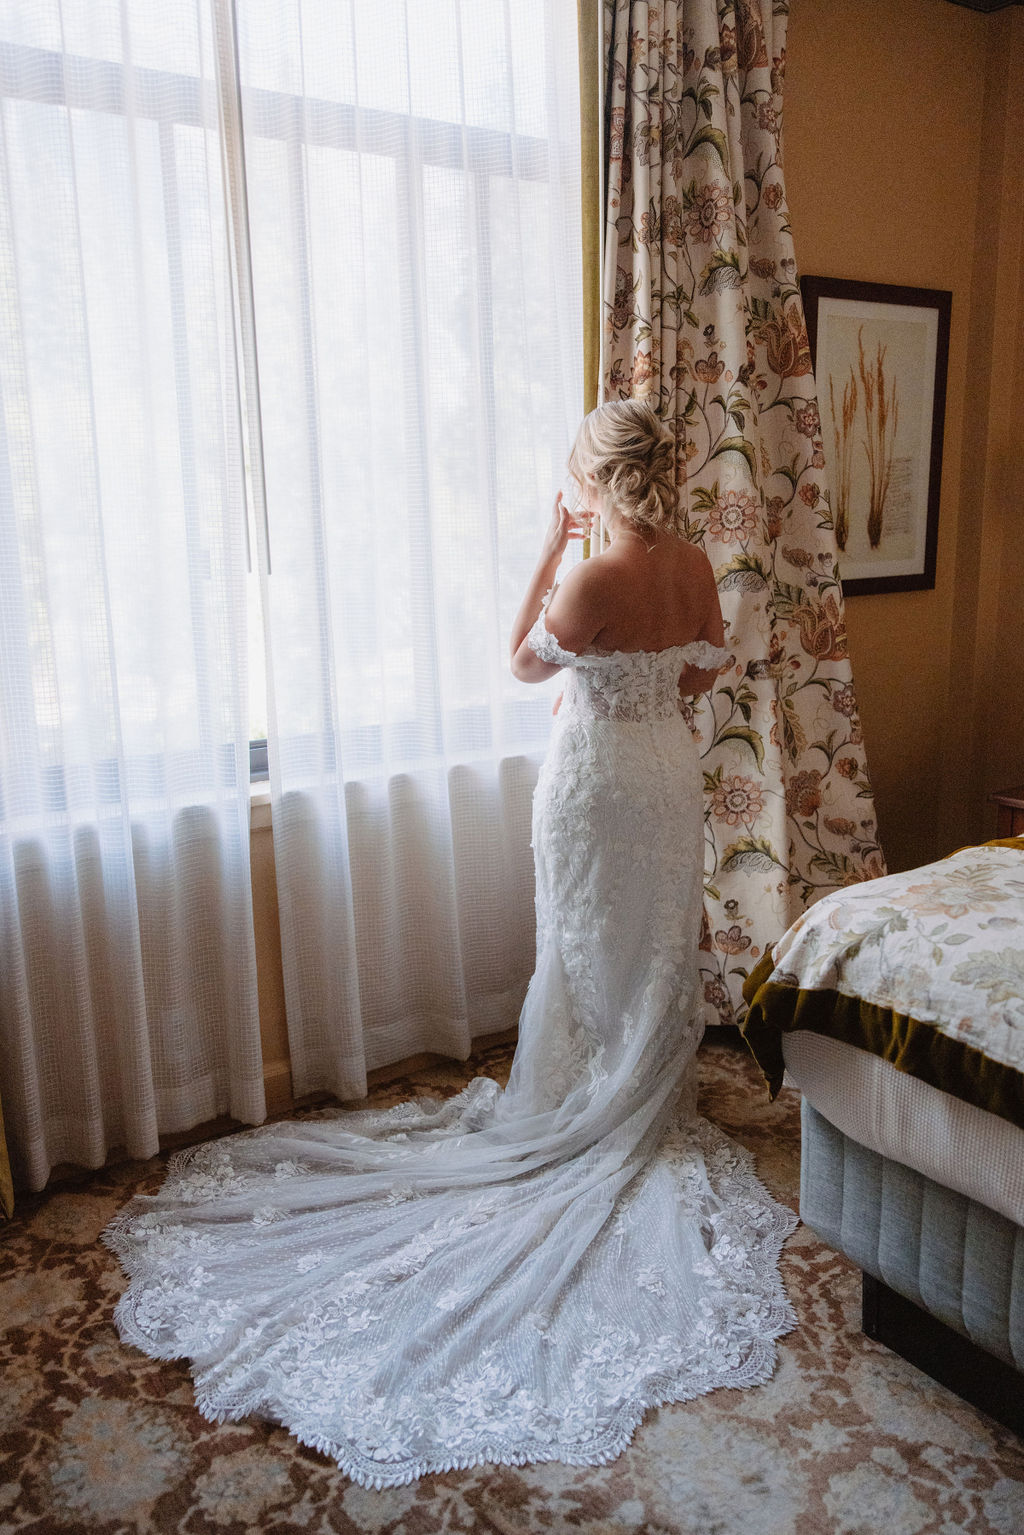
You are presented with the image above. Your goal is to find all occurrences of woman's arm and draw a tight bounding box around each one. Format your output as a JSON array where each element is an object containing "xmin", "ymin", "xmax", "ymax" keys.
[
  {"xmin": 509, "ymin": 494, "xmax": 592, "ymax": 682},
  {"xmin": 678, "ymin": 553, "xmax": 726, "ymax": 698},
  {"xmin": 678, "ymin": 660, "xmax": 723, "ymax": 697}
]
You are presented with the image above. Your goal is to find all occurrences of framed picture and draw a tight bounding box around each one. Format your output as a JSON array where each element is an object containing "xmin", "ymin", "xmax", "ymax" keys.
[{"xmin": 800, "ymin": 275, "xmax": 951, "ymax": 596}]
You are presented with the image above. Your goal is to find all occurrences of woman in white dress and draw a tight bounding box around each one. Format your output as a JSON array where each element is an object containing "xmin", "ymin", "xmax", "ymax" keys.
[{"xmin": 105, "ymin": 401, "xmax": 796, "ymax": 1488}]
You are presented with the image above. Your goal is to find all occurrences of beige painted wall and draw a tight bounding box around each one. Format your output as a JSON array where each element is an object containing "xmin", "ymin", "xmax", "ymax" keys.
[{"xmin": 785, "ymin": 0, "xmax": 1023, "ymax": 871}]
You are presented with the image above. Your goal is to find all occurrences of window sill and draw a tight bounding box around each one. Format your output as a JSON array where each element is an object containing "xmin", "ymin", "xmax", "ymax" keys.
[{"xmin": 249, "ymin": 782, "xmax": 273, "ymax": 832}]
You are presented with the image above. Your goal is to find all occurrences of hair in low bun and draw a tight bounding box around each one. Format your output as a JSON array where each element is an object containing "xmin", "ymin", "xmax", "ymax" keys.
[{"xmin": 568, "ymin": 400, "xmax": 681, "ymax": 538}]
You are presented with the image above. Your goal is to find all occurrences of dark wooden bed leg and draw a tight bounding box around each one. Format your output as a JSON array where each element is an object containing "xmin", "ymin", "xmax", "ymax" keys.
[
  {"xmin": 861, "ymin": 1271, "xmax": 879, "ymax": 1337},
  {"xmin": 861, "ymin": 1272, "xmax": 1024, "ymax": 1436}
]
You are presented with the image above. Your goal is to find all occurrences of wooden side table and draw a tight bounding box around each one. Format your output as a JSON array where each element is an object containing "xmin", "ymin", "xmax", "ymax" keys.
[{"xmin": 991, "ymin": 786, "xmax": 1024, "ymax": 837}]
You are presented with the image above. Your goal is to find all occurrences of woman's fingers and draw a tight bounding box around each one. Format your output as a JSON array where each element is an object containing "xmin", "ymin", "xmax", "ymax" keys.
[
  {"xmin": 542, "ymin": 492, "xmax": 592, "ymax": 556},
  {"xmin": 565, "ymin": 512, "xmax": 593, "ymax": 539},
  {"xmin": 555, "ymin": 493, "xmax": 593, "ymax": 529}
]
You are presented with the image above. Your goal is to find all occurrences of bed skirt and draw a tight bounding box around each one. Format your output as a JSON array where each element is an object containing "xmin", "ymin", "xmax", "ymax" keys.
[{"xmin": 800, "ymin": 1101, "xmax": 1024, "ymax": 1377}]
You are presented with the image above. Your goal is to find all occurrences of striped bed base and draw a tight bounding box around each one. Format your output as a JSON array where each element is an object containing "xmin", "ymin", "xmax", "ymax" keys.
[{"xmin": 799, "ymin": 1100, "xmax": 1024, "ymax": 1434}]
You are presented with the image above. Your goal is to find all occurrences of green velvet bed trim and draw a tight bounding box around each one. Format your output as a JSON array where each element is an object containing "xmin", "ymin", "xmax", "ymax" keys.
[
  {"xmin": 740, "ymin": 950, "xmax": 1024, "ymax": 1132},
  {"xmin": 740, "ymin": 840, "xmax": 1024, "ymax": 1126}
]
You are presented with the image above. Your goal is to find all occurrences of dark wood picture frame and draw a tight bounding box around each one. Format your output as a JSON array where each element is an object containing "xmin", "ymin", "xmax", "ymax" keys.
[{"xmin": 800, "ymin": 275, "xmax": 951, "ymax": 597}]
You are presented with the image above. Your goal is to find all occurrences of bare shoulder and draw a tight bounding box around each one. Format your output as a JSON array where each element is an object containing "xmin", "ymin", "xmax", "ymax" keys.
[
  {"xmin": 555, "ymin": 554, "xmax": 617, "ymax": 603},
  {"xmin": 676, "ymin": 536, "xmax": 715, "ymax": 577},
  {"xmin": 674, "ymin": 538, "xmax": 717, "ymax": 593},
  {"xmin": 544, "ymin": 557, "xmax": 615, "ymax": 654},
  {"xmin": 682, "ymin": 540, "xmax": 725, "ymax": 642},
  {"xmin": 671, "ymin": 539, "xmax": 725, "ymax": 685}
]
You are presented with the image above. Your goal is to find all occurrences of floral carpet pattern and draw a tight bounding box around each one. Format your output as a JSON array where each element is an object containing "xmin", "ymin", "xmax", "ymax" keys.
[{"xmin": 2, "ymin": 1037, "xmax": 1022, "ymax": 1535}]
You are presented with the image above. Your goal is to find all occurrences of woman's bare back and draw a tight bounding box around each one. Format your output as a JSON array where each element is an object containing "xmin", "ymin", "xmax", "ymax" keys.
[{"xmin": 587, "ymin": 536, "xmax": 720, "ymax": 654}]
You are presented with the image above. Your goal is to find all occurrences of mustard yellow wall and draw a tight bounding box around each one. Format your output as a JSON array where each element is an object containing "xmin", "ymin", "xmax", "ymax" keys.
[
  {"xmin": 785, "ymin": 0, "xmax": 1023, "ymax": 871},
  {"xmin": 250, "ymin": 800, "xmax": 293, "ymax": 1112},
  {"xmin": 949, "ymin": 6, "xmax": 1024, "ymax": 851}
]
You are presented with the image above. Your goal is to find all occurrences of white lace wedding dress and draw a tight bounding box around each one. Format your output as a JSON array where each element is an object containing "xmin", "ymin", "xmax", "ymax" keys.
[{"xmin": 105, "ymin": 604, "xmax": 797, "ymax": 1488}]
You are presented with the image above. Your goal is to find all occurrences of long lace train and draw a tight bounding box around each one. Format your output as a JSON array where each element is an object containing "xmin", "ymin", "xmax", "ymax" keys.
[{"xmin": 104, "ymin": 617, "xmax": 797, "ymax": 1487}]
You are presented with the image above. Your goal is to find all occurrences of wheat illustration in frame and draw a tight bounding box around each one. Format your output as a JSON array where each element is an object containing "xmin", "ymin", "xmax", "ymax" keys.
[{"xmin": 801, "ymin": 276, "xmax": 951, "ymax": 596}]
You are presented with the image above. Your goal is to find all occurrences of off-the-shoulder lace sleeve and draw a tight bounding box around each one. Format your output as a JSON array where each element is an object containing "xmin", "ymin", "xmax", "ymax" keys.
[
  {"xmin": 677, "ymin": 640, "xmax": 730, "ymax": 670},
  {"xmin": 525, "ymin": 588, "xmax": 579, "ymax": 669}
]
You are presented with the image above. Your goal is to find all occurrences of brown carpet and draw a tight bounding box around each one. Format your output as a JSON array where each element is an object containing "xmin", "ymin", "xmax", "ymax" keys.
[{"xmin": 2, "ymin": 1038, "xmax": 1022, "ymax": 1534}]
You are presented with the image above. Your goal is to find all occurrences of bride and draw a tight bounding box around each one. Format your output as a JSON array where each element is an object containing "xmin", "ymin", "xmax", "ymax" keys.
[{"xmin": 105, "ymin": 401, "xmax": 797, "ymax": 1488}]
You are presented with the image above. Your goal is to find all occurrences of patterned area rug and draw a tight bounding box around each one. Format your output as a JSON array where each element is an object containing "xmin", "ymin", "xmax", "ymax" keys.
[{"xmin": 2, "ymin": 1038, "xmax": 1022, "ymax": 1535}]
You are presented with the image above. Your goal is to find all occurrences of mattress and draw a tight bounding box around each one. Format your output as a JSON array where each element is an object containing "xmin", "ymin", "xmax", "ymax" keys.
[
  {"xmin": 783, "ymin": 1031, "xmax": 1024, "ymax": 1228},
  {"xmin": 742, "ymin": 839, "xmax": 1024, "ymax": 1134}
]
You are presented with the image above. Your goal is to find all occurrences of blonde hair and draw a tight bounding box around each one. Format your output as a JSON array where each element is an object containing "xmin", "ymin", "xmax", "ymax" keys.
[{"xmin": 568, "ymin": 400, "xmax": 681, "ymax": 538}]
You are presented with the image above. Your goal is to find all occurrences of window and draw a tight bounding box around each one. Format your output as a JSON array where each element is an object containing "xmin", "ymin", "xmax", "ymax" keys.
[{"xmin": 1, "ymin": 1, "xmax": 582, "ymax": 796}]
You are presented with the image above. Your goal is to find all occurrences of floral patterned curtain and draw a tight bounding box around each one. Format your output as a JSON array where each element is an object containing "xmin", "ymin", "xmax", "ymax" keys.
[{"xmin": 603, "ymin": 0, "xmax": 884, "ymax": 1028}]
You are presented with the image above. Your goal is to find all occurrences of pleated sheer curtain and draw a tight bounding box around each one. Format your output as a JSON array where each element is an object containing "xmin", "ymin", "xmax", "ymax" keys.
[
  {"xmin": 1, "ymin": 0, "xmax": 584, "ymax": 1189},
  {"xmin": 0, "ymin": 3, "xmax": 265, "ymax": 1192},
  {"xmin": 236, "ymin": 1, "xmax": 583, "ymax": 1099}
]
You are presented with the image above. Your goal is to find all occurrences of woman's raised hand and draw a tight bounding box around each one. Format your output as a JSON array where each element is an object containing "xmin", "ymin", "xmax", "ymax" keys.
[{"xmin": 540, "ymin": 491, "xmax": 592, "ymax": 563}]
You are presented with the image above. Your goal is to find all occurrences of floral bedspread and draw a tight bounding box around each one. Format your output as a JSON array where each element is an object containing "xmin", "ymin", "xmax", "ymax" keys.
[{"xmin": 742, "ymin": 840, "xmax": 1024, "ymax": 1128}]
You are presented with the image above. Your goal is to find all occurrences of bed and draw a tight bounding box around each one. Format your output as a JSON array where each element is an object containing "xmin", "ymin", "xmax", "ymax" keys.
[{"xmin": 741, "ymin": 837, "xmax": 1024, "ymax": 1434}]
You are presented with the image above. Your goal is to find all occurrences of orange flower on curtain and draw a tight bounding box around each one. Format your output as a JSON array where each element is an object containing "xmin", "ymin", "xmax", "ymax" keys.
[{"xmin": 603, "ymin": 0, "xmax": 885, "ymax": 1028}]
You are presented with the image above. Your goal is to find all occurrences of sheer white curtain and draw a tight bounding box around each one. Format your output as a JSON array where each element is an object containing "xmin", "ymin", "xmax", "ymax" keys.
[
  {"xmin": 0, "ymin": 2, "xmax": 265, "ymax": 1191},
  {"xmin": 235, "ymin": 0, "xmax": 583, "ymax": 1098}
]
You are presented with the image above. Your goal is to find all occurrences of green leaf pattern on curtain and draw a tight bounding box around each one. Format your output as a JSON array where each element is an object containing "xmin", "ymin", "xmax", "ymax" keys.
[{"xmin": 603, "ymin": 0, "xmax": 885, "ymax": 1028}]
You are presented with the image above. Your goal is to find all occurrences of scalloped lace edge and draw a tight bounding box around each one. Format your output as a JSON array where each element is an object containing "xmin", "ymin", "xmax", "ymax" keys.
[
  {"xmin": 528, "ymin": 603, "xmax": 730, "ymax": 669},
  {"xmin": 102, "ymin": 1158, "xmax": 798, "ymax": 1491}
]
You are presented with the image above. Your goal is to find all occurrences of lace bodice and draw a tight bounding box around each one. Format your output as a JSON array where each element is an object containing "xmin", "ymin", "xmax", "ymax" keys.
[{"xmin": 526, "ymin": 599, "xmax": 729, "ymax": 723}]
